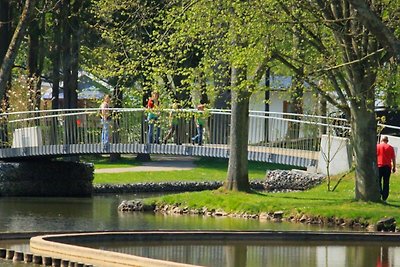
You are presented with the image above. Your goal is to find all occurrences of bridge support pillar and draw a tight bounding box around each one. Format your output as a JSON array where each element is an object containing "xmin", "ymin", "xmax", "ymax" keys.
[{"xmin": 0, "ymin": 160, "xmax": 94, "ymax": 197}]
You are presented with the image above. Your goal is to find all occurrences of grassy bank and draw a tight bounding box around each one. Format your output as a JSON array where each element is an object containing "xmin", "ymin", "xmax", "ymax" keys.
[
  {"xmin": 145, "ymin": 172, "xmax": 400, "ymax": 224},
  {"xmin": 85, "ymin": 155, "xmax": 400, "ymax": 224}
]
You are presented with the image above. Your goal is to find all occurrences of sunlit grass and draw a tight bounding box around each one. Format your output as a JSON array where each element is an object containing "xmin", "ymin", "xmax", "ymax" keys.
[
  {"xmin": 85, "ymin": 155, "xmax": 400, "ymax": 223},
  {"xmin": 81, "ymin": 155, "xmax": 140, "ymax": 169},
  {"xmin": 146, "ymin": 172, "xmax": 400, "ymax": 224},
  {"xmin": 91, "ymin": 157, "xmax": 296, "ymax": 184}
]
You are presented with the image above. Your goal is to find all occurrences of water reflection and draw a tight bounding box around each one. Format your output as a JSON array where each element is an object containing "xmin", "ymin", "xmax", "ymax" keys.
[
  {"xmin": 0, "ymin": 259, "xmax": 26, "ymax": 267},
  {"xmin": 0, "ymin": 245, "xmax": 394, "ymax": 267},
  {"xmin": 0, "ymin": 194, "xmax": 333, "ymax": 232},
  {"xmin": 376, "ymin": 246, "xmax": 389, "ymax": 267},
  {"xmin": 87, "ymin": 241, "xmax": 399, "ymax": 267},
  {"xmin": 0, "ymin": 194, "xmax": 396, "ymax": 267}
]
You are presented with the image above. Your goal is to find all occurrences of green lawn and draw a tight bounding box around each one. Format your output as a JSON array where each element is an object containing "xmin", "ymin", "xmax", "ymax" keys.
[
  {"xmin": 146, "ymin": 173, "xmax": 400, "ymax": 224},
  {"xmin": 91, "ymin": 157, "xmax": 295, "ymax": 184},
  {"xmin": 81, "ymin": 155, "xmax": 140, "ymax": 169},
  {"xmin": 85, "ymin": 155, "xmax": 400, "ymax": 224}
]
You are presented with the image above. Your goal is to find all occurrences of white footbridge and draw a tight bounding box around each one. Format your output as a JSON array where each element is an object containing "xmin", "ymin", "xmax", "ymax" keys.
[{"xmin": 0, "ymin": 108, "xmax": 360, "ymax": 168}]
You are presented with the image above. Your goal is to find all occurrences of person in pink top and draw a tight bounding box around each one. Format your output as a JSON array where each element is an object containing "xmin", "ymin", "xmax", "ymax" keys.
[{"xmin": 377, "ymin": 136, "xmax": 396, "ymax": 202}]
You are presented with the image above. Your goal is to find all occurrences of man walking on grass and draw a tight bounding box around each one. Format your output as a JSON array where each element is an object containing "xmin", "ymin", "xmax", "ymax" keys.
[{"xmin": 377, "ymin": 135, "xmax": 396, "ymax": 202}]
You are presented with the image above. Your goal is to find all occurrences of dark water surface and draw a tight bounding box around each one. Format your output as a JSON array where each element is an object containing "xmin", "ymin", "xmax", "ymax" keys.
[
  {"xmin": 0, "ymin": 193, "xmax": 399, "ymax": 267},
  {"xmin": 0, "ymin": 193, "xmax": 329, "ymax": 233},
  {"xmin": 87, "ymin": 240, "xmax": 400, "ymax": 267}
]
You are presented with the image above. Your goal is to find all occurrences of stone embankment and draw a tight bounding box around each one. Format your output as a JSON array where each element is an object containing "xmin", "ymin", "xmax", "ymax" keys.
[
  {"xmin": 118, "ymin": 198, "xmax": 379, "ymax": 230},
  {"xmin": 95, "ymin": 181, "xmax": 264, "ymax": 193},
  {"xmin": 96, "ymin": 169, "xmax": 322, "ymax": 194},
  {"xmin": 0, "ymin": 160, "xmax": 93, "ymax": 197},
  {"xmin": 264, "ymin": 169, "xmax": 325, "ymax": 192}
]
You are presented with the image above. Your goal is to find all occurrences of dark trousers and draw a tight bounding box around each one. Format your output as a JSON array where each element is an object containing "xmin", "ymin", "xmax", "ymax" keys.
[{"xmin": 378, "ymin": 166, "xmax": 391, "ymax": 201}]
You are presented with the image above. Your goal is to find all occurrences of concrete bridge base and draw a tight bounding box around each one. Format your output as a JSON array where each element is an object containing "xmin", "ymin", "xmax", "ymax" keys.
[{"xmin": 0, "ymin": 160, "xmax": 94, "ymax": 197}]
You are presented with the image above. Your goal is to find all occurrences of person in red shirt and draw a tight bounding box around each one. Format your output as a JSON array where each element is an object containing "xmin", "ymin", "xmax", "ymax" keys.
[
  {"xmin": 146, "ymin": 91, "xmax": 160, "ymax": 144},
  {"xmin": 377, "ymin": 136, "xmax": 396, "ymax": 202}
]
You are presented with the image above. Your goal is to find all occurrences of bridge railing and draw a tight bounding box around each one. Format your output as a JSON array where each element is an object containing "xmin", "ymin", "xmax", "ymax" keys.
[{"xmin": 0, "ymin": 108, "xmax": 351, "ymax": 159}]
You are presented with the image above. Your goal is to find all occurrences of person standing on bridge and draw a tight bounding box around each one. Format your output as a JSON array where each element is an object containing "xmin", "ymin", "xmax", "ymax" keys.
[
  {"xmin": 192, "ymin": 104, "xmax": 206, "ymax": 146},
  {"xmin": 147, "ymin": 91, "xmax": 161, "ymax": 144},
  {"xmin": 163, "ymin": 102, "xmax": 180, "ymax": 145},
  {"xmin": 100, "ymin": 94, "xmax": 111, "ymax": 148},
  {"xmin": 377, "ymin": 135, "xmax": 396, "ymax": 203}
]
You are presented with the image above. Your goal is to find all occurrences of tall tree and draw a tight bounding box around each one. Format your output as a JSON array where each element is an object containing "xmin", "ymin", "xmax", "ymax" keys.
[
  {"xmin": 0, "ymin": 0, "xmax": 36, "ymax": 101},
  {"xmin": 51, "ymin": 1, "xmax": 62, "ymax": 109},
  {"xmin": 0, "ymin": 0, "xmax": 12, "ymax": 66},
  {"xmin": 0, "ymin": 0, "xmax": 12, "ymax": 109},
  {"xmin": 274, "ymin": 0, "xmax": 399, "ymax": 201},
  {"xmin": 225, "ymin": 66, "xmax": 251, "ymax": 191},
  {"xmin": 69, "ymin": 0, "xmax": 83, "ymax": 109},
  {"xmin": 84, "ymin": 0, "xmax": 167, "ymax": 106},
  {"xmin": 61, "ymin": 0, "xmax": 74, "ymax": 109},
  {"xmin": 158, "ymin": 0, "xmax": 273, "ymax": 191},
  {"xmin": 27, "ymin": 0, "xmax": 45, "ymax": 110}
]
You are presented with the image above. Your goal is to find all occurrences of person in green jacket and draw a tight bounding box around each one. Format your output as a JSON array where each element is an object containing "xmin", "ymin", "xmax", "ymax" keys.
[{"xmin": 191, "ymin": 104, "xmax": 206, "ymax": 146}]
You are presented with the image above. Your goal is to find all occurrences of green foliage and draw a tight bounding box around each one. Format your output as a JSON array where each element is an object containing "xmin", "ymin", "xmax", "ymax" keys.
[{"xmin": 83, "ymin": 0, "xmax": 283, "ymax": 108}]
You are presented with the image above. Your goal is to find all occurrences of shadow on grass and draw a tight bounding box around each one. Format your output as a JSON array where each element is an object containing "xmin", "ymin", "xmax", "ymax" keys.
[
  {"xmin": 246, "ymin": 189, "xmax": 354, "ymax": 202},
  {"xmin": 195, "ymin": 157, "xmax": 297, "ymax": 171},
  {"xmin": 382, "ymin": 202, "xmax": 400, "ymax": 208},
  {"xmin": 252, "ymin": 190, "xmax": 400, "ymax": 207},
  {"xmin": 81, "ymin": 155, "xmax": 139, "ymax": 167}
]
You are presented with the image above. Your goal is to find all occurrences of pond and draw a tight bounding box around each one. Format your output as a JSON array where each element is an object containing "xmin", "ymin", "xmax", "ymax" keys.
[{"xmin": 0, "ymin": 193, "xmax": 397, "ymax": 267}]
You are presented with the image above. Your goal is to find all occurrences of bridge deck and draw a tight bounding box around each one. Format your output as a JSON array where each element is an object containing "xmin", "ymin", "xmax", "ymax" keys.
[
  {"xmin": 0, "ymin": 108, "xmax": 353, "ymax": 168},
  {"xmin": 0, "ymin": 143, "xmax": 318, "ymax": 168}
]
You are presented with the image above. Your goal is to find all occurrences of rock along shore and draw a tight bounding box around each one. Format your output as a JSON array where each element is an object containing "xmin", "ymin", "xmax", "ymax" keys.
[
  {"xmin": 114, "ymin": 170, "xmax": 397, "ymax": 232},
  {"xmin": 94, "ymin": 169, "xmax": 325, "ymax": 194}
]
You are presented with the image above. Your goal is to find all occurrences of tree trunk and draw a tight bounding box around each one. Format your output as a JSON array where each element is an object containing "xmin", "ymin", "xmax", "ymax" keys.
[
  {"xmin": 61, "ymin": 0, "xmax": 76, "ymax": 148},
  {"xmin": 0, "ymin": 0, "xmax": 11, "ymax": 145},
  {"xmin": 35, "ymin": 10, "xmax": 45, "ymax": 110},
  {"xmin": 51, "ymin": 3, "xmax": 62, "ymax": 110},
  {"xmin": 224, "ymin": 66, "xmax": 250, "ymax": 192},
  {"xmin": 0, "ymin": 0, "xmax": 36, "ymax": 101},
  {"xmin": 351, "ymin": 100, "xmax": 380, "ymax": 202},
  {"xmin": 0, "ymin": 0, "xmax": 11, "ymax": 66},
  {"xmin": 62, "ymin": 0, "xmax": 72, "ymax": 109},
  {"xmin": 211, "ymin": 60, "xmax": 231, "ymax": 144},
  {"xmin": 286, "ymin": 74, "xmax": 303, "ymax": 140},
  {"xmin": 27, "ymin": 6, "xmax": 40, "ymax": 110},
  {"xmin": 318, "ymin": 94, "xmax": 327, "ymax": 135},
  {"xmin": 49, "ymin": 3, "xmax": 62, "ymax": 145},
  {"xmin": 69, "ymin": 0, "xmax": 81, "ymax": 110},
  {"xmin": 0, "ymin": 0, "xmax": 12, "ymax": 112},
  {"xmin": 110, "ymin": 83, "xmax": 123, "ymax": 161},
  {"xmin": 286, "ymin": 32, "xmax": 304, "ymax": 140}
]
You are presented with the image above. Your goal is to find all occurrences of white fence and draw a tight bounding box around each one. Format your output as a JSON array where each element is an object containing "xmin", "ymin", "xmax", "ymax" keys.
[{"xmin": 0, "ymin": 108, "xmax": 354, "ymax": 167}]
